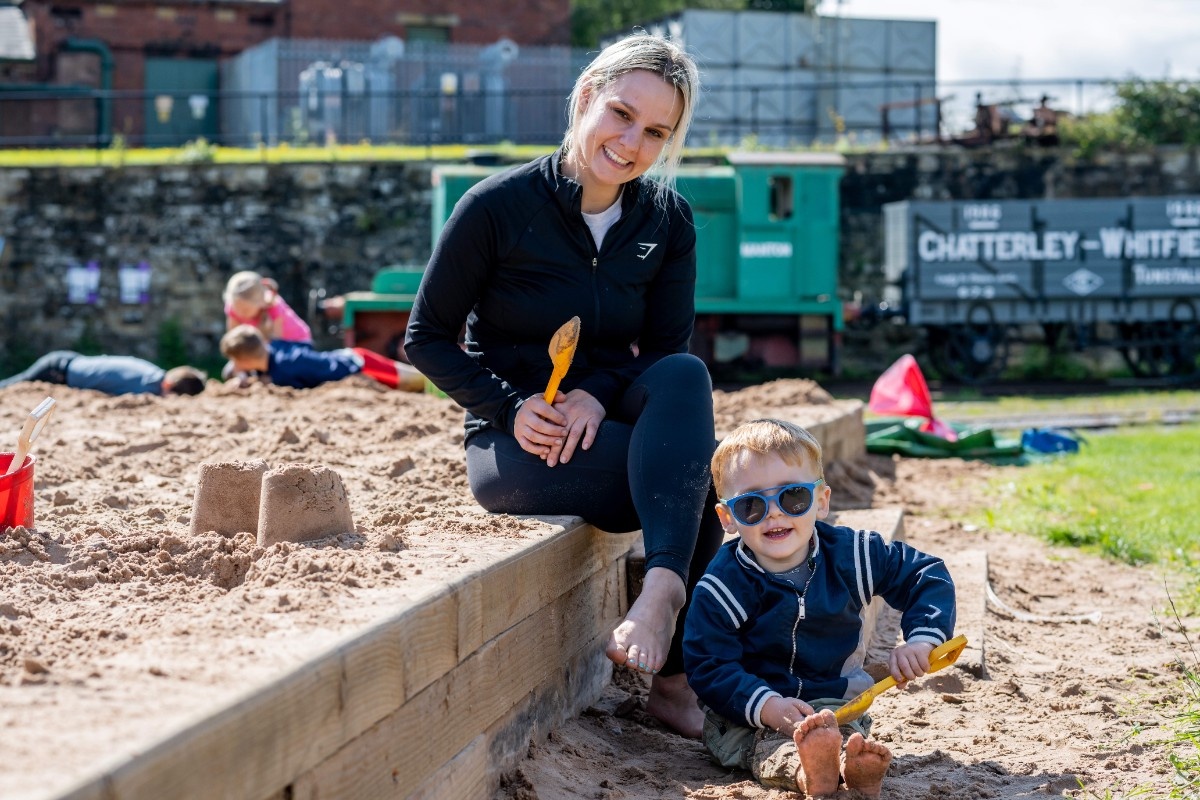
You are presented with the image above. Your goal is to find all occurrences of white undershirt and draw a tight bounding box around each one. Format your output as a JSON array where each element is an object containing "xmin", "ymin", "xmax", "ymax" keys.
[{"xmin": 582, "ymin": 197, "xmax": 623, "ymax": 250}]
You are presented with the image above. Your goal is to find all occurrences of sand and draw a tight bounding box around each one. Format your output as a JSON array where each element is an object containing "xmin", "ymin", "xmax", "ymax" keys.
[{"xmin": 0, "ymin": 376, "xmax": 1193, "ymax": 799}]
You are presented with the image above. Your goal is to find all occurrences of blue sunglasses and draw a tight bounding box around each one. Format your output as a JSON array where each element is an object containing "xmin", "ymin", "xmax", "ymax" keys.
[{"xmin": 721, "ymin": 480, "xmax": 824, "ymax": 527}]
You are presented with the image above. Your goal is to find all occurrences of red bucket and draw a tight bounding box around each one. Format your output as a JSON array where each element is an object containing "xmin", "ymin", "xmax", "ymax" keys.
[{"xmin": 0, "ymin": 454, "xmax": 36, "ymax": 531}]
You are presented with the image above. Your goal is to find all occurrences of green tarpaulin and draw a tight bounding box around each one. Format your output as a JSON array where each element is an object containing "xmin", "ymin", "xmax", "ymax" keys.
[{"xmin": 865, "ymin": 417, "xmax": 1025, "ymax": 460}]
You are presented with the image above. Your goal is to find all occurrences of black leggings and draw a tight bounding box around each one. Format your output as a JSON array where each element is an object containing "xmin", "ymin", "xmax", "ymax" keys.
[{"xmin": 466, "ymin": 353, "xmax": 724, "ymax": 676}]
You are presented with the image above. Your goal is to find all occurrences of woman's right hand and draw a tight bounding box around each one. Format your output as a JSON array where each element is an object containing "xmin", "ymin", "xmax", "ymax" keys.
[{"xmin": 514, "ymin": 395, "xmax": 568, "ymax": 460}]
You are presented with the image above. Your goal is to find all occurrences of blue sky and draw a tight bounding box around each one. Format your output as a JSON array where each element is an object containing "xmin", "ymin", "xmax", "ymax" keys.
[{"xmin": 815, "ymin": 0, "xmax": 1200, "ymax": 83}]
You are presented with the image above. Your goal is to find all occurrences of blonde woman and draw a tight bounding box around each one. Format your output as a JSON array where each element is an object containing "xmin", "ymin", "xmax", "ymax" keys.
[{"xmin": 406, "ymin": 33, "xmax": 718, "ymax": 738}]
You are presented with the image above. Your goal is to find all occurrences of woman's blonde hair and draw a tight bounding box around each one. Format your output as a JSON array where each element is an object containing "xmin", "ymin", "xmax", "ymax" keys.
[
  {"xmin": 562, "ymin": 32, "xmax": 700, "ymax": 209},
  {"xmin": 711, "ymin": 419, "xmax": 824, "ymax": 499}
]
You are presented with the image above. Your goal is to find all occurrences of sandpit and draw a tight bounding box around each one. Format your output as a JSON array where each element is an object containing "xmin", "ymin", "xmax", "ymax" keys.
[{"xmin": 0, "ymin": 376, "xmax": 1190, "ymax": 799}]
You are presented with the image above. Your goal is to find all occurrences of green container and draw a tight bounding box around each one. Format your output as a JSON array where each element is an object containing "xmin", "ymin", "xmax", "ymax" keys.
[
  {"xmin": 432, "ymin": 165, "xmax": 505, "ymax": 253},
  {"xmin": 685, "ymin": 153, "xmax": 843, "ymax": 320}
]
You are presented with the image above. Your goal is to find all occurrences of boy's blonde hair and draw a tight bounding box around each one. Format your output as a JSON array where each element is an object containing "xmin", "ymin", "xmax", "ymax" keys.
[
  {"xmin": 563, "ymin": 32, "xmax": 700, "ymax": 209},
  {"xmin": 219, "ymin": 324, "xmax": 268, "ymax": 360},
  {"xmin": 223, "ymin": 271, "xmax": 266, "ymax": 307},
  {"xmin": 711, "ymin": 419, "xmax": 824, "ymax": 498}
]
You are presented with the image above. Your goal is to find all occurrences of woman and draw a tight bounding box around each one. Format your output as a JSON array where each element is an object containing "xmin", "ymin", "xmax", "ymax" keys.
[{"xmin": 404, "ymin": 33, "xmax": 722, "ymax": 739}]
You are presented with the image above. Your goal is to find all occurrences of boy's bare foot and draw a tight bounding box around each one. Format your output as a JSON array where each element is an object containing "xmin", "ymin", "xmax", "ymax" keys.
[
  {"xmin": 645, "ymin": 672, "xmax": 704, "ymax": 739},
  {"xmin": 605, "ymin": 567, "xmax": 684, "ymax": 675},
  {"xmin": 841, "ymin": 732, "xmax": 892, "ymax": 798},
  {"xmin": 793, "ymin": 709, "xmax": 841, "ymax": 797}
]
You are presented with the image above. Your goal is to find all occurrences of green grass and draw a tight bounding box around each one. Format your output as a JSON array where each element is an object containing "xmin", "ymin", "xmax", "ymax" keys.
[
  {"xmin": 978, "ymin": 423, "xmax": 1200, "ymax": 798},
  {"xmin": 927, "ymin": 389, "xmax": 1200, "ymax": 430},
  {"xmin": 977, "ymin": 423, "xmax": 1200, "ymax": 577},
  {"xmin": 1162, "ymin": 647, "xmax": 1200, "ymax": 798},
  {"xmin": 0, "ymin": 141, "xmax": 760, "ymax": 169},
  {"xmin": 0, "ymin": 141, "xmax": 558, "ymax": 168}
]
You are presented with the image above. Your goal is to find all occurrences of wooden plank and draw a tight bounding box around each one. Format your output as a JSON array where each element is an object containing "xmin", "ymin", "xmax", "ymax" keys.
[
  {"xmin": 456, "ymin": 576, "xmax": 486, "ymax": 666},
  {"xmin": 294, "ymin": 563, "xmax": 625, "ymax": 798},
  {"xmin": 408, "ymin": 635, "xmax": 614, "ymax": 800},
  {"xmin": 467, "ymin": 525, "xmax": 638, "ymax": 651},
  {"xmin": 54, "ymin": 520, "xmax": 634, "ymax": 800},
  {"xmin": 804, "ymin": 400, "xmax": 866, "ymax": 465},
  {"xmin": 829, "ymin": 507, "xmax": 905, "ymax": 544},
  {"xmin": 57, "ymin": 583, "xmax": 456, "ymax": 800},
  {"xmin": 407, "ymin": 734, "xmax": 488, "ymax": 800},
  {"xmin": 481, "ymin": 636, "xmax": 613, "ymax": 788},
  {"xmin": 834, "ymin": 508, "xmax": 906, "ymax": 666},
  {"xmin": 942, "ymin": 548, "xmax": 988, "ymax": 678}
]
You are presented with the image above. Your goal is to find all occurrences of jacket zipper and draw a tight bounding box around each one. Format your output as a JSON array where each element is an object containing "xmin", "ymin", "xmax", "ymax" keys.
[{"xmin": 782, "ymin": 554, "xmax": 817, "ymax": 693}]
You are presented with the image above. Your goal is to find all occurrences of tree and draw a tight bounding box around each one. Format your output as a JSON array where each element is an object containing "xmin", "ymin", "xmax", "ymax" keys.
[{"xmin": 570, "ymin": 0, "xmax": 815, "ymax": 48}]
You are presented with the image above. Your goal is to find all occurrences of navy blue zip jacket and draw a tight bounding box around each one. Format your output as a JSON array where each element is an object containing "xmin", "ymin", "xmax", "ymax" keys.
[
  {"xmin": 404, "ymin": 151, "xmax": 696, "ymax": 438},
  {"xmin": 267, "ymin": 341, "xmax": 361, "ymax": 390},
  {"xmin": 683, "ymin": 519, "xmax": 956, "ymax": 729}
]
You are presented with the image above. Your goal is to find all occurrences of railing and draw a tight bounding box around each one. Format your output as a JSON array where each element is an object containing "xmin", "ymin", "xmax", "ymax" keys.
[{"xmin": 0, "ymin": 77, "xmax": 1153, "ymax": 151}]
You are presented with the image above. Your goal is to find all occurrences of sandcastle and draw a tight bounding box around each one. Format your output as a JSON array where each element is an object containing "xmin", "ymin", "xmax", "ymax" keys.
[{"xmin": 190, "ymin": 460, "xmax": 354, "ymax": 544}]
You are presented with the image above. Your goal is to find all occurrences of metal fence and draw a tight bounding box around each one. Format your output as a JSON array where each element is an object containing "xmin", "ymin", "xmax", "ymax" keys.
[{"xmin": 0, "ymin": 75, "xmax": 1154, "ymax": 150}]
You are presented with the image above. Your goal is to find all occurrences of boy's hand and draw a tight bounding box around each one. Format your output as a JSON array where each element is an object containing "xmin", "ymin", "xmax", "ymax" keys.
[
  {"xmin": 760, "ymin": 696, "xmax": 816, "ymax": 736},
  {"xmin": 889, "ymin": 641, "xmax": 935, "ymax": 688}
]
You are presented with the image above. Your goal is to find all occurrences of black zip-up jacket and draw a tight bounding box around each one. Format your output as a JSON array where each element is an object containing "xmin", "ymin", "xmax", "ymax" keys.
[{"xmin": 405, "ymin": 151, "xmax": 697, "ymax": 438}]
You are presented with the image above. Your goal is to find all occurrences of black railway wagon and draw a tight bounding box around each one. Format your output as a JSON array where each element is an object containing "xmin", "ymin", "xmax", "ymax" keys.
[{"xmin": 883, "ymin": 196, "xmax": 1200, "ymax": 382}]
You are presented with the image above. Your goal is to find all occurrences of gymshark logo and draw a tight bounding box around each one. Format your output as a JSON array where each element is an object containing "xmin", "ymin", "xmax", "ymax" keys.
[{"xmin": 636, "ymin": 242, "xmax": 657, "ymax": 260}]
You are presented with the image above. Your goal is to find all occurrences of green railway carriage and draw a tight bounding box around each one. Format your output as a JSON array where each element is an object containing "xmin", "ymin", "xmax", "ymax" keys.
[
  {"xmin": 883, "ymin": 197, "xmax": 1200, "ymax": 382},
  {"xmin": 340, "ymin": 152, "xmax": 846, "ymax": 375}
]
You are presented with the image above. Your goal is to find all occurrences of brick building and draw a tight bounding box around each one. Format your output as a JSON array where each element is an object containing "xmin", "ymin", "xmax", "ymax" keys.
[{"xmin": 3, "ymin": 0, "xmax": 570, "ymax": 144}]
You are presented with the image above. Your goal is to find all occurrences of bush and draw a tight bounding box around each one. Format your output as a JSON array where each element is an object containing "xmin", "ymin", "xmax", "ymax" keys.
[
  {"xmin": 1061, "ymin": 79, "xmax": 1200, "ymax": 157},
  {"xmin": 1118, "ymin": 79, "xmax": 1200, "ymax": 147},
  {"xmin": 156, "ymin": 317, "xmax": 190, "ymax": 367}
]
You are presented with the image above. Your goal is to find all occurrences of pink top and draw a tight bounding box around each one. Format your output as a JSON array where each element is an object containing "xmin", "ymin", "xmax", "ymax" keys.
[{"xmin": 225, "ymin": 295, "xmax": 312, "ymax": 343}]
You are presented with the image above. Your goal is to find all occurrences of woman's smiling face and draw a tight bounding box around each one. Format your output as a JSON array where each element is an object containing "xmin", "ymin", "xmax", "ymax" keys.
[{"xmin": 564, "ymin": 69, "xmax": 682, "ymax": 211}]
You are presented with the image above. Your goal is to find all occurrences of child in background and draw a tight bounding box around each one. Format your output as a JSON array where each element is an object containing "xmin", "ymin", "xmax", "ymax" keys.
[
  {"xmin": 683, "ymin": 418, "xmax": 956, "ymax": 798},
  {"xmin": 223, "ymin": 271, "xmax": 312, "ymax": 344},
  {"xmin": 219, "ymin": 325, "xmax": 426, "ymax": 392},
  {"xmin": 0, "ymin": 351, "xmax": 206, "ymax": 396}
]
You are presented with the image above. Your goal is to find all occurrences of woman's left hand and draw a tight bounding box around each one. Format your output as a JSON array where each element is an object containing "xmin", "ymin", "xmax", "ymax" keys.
[{"xmin": 546, "ymin": 389, "xmax": 605, "ymax": 467}]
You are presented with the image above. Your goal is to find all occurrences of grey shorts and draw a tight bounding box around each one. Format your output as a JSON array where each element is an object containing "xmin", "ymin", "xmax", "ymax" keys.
[{"xmin": 701, "ymin": 698, "xmax": 873, "ymax": 792}]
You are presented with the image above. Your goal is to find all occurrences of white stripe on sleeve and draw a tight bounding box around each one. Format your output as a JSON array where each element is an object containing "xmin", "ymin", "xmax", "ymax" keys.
[{"xmin": 696, "ymin": 575, "xmax": 748, "ymax": 628}]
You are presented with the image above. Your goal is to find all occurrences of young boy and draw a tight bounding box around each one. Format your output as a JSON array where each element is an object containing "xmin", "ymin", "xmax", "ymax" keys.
[
  {"xmin": 683, "ymin": 418, "xmax": 956, "ymax": 798},
  {"xmin": 0, "ymin": 351, "xmax": 206, "ymax": 396},
  {"xmin": 219, "ymin": 325, "xmax": 426, "ymax": 392}
]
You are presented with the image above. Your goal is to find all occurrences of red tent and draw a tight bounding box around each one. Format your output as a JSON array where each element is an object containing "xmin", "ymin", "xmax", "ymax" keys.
[{"xmin": 868, "ymin": 354, "xmax": 956, "ymax": 441}]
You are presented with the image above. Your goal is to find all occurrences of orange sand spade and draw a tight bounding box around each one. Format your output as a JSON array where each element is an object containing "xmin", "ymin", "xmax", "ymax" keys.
[
  {"xmin": 543, "ymin": 316, "xmax": 581, "ymax": 403},
  {"xmin": 834, "ymin": 634, "xmax": 968, "ymax": 725}
]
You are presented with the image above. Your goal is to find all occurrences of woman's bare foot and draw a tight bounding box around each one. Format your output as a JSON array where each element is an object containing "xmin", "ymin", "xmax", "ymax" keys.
[
  {"xmin": 645, "ymin": 672, "xmax": 704, "ymax": 739},
  {"xmin": 605, "ymin": 567, "xmax": 684, "ymax": 674},
  {"xmin": 793, "ymin": 710, "xmax": 841, "ymax": 798},
  {"xmin": 841, "ymin": 732, "xmax": 891, "ymax": 798}
]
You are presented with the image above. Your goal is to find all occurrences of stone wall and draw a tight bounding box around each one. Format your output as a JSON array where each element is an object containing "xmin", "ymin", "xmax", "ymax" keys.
[
  {"xmin": 0, "ymin": 162, "xmax": 433, "ymax": 372},
  {"xmin": 2, "ymin": 146, "xmax": 1198, "ymax": 375}
]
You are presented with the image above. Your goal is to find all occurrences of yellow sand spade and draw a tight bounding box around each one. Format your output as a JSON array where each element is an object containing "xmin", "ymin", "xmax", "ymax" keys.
[
  {"xmin": 834, "ymin": 634, "xmax": 968, "ymax": 725},
  {"xmin": 544, "ymin": 316, "xmax": 581, "ymax": 403}
]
